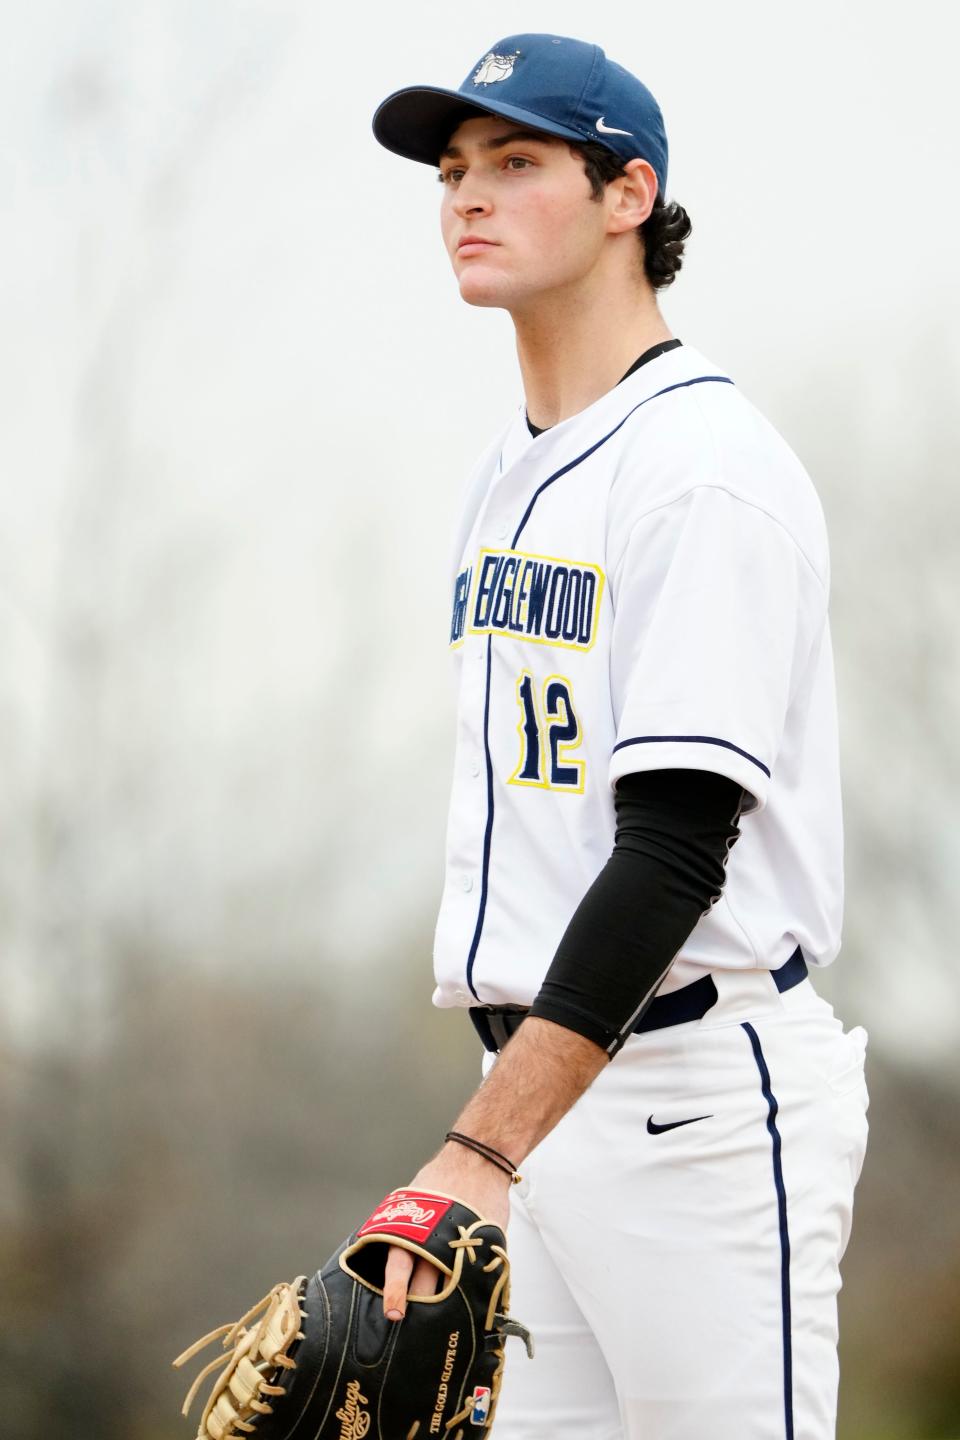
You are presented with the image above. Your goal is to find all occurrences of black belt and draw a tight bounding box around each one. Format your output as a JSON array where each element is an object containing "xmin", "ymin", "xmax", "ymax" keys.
[{"xmin": 469, "ymin": 946, "xmax": 809, "ymax": 1054}]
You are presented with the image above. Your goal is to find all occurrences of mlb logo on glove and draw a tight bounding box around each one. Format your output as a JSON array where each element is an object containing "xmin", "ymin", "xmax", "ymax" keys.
[{"xmin": 471, "ymin": 1386, "xmax": 492, "ymax": 1425}]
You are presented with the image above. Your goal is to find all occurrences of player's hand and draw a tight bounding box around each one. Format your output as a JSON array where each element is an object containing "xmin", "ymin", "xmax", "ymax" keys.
[{"xmin": 382, "ymin": 1146, "xmax": 512, "ymax": 1321}]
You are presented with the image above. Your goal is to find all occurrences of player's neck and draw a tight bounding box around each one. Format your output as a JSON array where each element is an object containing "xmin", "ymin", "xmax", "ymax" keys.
[{"xmin": 513, "ymin": 276, "xmax": 671, "ymax": 431}]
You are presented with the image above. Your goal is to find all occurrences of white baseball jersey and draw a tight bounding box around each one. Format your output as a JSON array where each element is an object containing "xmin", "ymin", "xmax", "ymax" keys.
[{"xmin": 433, "ymin": 344, "xmax": 843, "ymax": 1011}]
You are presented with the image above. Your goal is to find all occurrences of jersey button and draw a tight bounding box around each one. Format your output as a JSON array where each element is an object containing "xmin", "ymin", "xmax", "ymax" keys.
[
  {"xmin": 454, "ymin": 987, "xmax": 469, "ymax": 1004},
  {"xmin": 461, "ymin": 874, "xmax": 474, "ymax": 893},
  {"xmin": 469, "ymin": 756, "xmax": 481, "ymax": 777}
]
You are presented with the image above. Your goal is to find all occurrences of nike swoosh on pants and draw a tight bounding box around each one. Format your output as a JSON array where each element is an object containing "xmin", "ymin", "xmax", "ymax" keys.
[{"xmin": 646, "ymin": 1114, "xmax": 713, "ymax": 1134}]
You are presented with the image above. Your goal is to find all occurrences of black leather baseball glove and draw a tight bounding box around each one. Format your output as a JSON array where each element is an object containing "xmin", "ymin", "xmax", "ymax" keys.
[{"xmin": 173, "ymin": 1188, "xmax": 533, "ymax": 1440}]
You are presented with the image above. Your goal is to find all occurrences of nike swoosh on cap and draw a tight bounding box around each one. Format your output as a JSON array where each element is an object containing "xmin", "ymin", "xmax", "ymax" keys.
[
  {"xmin": 596, "ymin": 117, "xmax": 633, "ymax": 136},
  {"xmin": 646, "ymin": 1114, "xmax": 713, "ymax": 1135}
]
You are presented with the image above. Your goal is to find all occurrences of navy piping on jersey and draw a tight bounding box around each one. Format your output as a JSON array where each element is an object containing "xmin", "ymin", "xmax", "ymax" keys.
[
  {"xmin": 743, "ymin": 1022, "xmax": 794, "ymax": 1440},
  {"xmin": 465, "ymin": 638, "xmax": 495, "ymax": 999},
  {"xmin": 526, "ymin": 338, "xmax": 683, "ymax": 438},
  {"xmin": 613, "ymin": 734, "xmax": 771, "ymax": 779},
  {"xmin": 511, "ymin": 374, "xmax": 734, "ymax": 548}
]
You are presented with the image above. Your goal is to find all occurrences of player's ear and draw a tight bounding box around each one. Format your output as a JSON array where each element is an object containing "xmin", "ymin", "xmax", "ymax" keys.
[{"xmin": 606, "ymin": 158, "xmax": 658, "ymax": 235}]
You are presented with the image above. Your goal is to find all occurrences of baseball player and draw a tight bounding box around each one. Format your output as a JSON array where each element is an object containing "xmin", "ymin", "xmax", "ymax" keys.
[{"xmin": 371, "ymin": 33, "xmax": 869, "ymax": 1440}]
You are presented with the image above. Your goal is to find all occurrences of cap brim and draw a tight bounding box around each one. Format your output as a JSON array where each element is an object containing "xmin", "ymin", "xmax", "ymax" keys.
[{"xmin": 372, "ymin": 85, "xmax": 590, "ymax": 166}]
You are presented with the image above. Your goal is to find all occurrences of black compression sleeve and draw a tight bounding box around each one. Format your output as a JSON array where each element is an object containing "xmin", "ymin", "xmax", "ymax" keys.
[{"xmin": 528, "ymin": 769, "xmax": 745, "ymax": 1057}]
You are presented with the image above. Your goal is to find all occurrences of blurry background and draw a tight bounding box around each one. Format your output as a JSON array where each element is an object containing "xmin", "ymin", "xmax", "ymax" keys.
[{"xmin": 2, "ymin": 1, "xmax": 958, "ymax": 1436}]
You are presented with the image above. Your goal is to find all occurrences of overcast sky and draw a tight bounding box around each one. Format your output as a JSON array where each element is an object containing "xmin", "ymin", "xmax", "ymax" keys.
[{"xmin": 2, "ymin": 1, "xmax": 958, "ymax": 1061}]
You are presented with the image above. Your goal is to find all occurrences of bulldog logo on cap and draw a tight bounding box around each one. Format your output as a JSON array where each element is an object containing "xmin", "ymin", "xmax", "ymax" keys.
[{"xmin": 472, "ymin": 51, "xmax": 520, "ymax": 86}]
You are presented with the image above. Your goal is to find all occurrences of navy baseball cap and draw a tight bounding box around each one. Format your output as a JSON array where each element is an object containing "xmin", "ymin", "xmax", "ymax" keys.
[{"xmin": 373, "ymin": 33, "xmax": 668, "ymax": 196}]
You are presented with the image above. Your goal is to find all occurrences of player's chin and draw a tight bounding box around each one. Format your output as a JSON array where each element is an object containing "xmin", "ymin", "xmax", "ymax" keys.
[{"xmin": 455, "ymin": 267, "xmax": 515, "ymax": 309}]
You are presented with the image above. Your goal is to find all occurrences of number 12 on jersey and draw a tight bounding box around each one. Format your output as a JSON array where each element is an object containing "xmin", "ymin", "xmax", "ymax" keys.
[{"xmin": 509, "ymin": 671, "xmax": 585, "ymax": 792}]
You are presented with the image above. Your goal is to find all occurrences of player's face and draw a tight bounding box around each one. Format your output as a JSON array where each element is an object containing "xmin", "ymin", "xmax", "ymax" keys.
[{"xmin": 438, "ymin": 116, "xmax": 613, "ymax": 311}]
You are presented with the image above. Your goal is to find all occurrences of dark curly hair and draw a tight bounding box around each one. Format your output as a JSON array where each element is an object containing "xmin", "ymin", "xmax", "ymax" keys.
[{"xmin": 572, "ymin": 140, "xmax": 692, "ymax": 289}]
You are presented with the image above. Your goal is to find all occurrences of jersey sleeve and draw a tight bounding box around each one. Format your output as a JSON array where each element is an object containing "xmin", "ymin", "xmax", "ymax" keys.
[{"xmin": 607, "ymin": 485, "xmax": 827, "ymax": 811}]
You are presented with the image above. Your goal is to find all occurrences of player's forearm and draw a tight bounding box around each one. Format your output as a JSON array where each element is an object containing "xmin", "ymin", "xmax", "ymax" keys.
[
  {"xmin": 445, "ymin": 1016, "xmax": 608, "ymax": 1170},
  {"xmin": 442, "ymin": 772, "xmax": 744, "ymax": 1170}
]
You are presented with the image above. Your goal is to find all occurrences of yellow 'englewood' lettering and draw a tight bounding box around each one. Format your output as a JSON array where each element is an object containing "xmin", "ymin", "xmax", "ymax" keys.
[{"xmin": 468, "ymin": 548, "xmax": 604, "ymax": 651}]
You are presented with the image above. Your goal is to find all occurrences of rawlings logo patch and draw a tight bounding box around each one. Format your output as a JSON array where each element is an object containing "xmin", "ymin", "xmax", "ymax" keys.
[
  {"xmin": 472, "ymin": 51, "xmax": 520, "ymax": 86},
  {"xmin": 357, "ymin": 1189, "xmax": 454, "ymax": 1242},
  {"xmin": 371, "ymin": 1200, "xmax": 436, "ymax": 1227}
]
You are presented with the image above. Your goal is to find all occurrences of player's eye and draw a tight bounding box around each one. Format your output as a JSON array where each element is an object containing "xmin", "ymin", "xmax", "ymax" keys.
[
  {"xmin": 438, "ymin": 168, "xmax": 465, "ymax": 185},
  {"xmin": 505, "ymin": 155, "xmax": 533, "ymax": 171}
]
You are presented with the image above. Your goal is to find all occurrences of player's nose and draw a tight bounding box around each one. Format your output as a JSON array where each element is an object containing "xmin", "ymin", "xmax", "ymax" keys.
[{"xmin": 452, "ymin": 179, "xmax": 493, "ymax": 220}]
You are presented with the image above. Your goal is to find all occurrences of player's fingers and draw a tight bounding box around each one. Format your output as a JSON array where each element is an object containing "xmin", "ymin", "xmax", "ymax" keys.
[
  {"xmin": 408, "ymin": 1255, "xmax": 443, "ymax": 1297},
  {"xmin": 383, "ymin": 1245, "xmax": 415, "ymax": 1320}
]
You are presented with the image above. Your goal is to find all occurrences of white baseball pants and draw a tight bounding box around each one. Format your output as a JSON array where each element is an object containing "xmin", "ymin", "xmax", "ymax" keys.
[{"xmin": 489, "ymin": 971, "xmax": 869, "ymax": 1440}]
